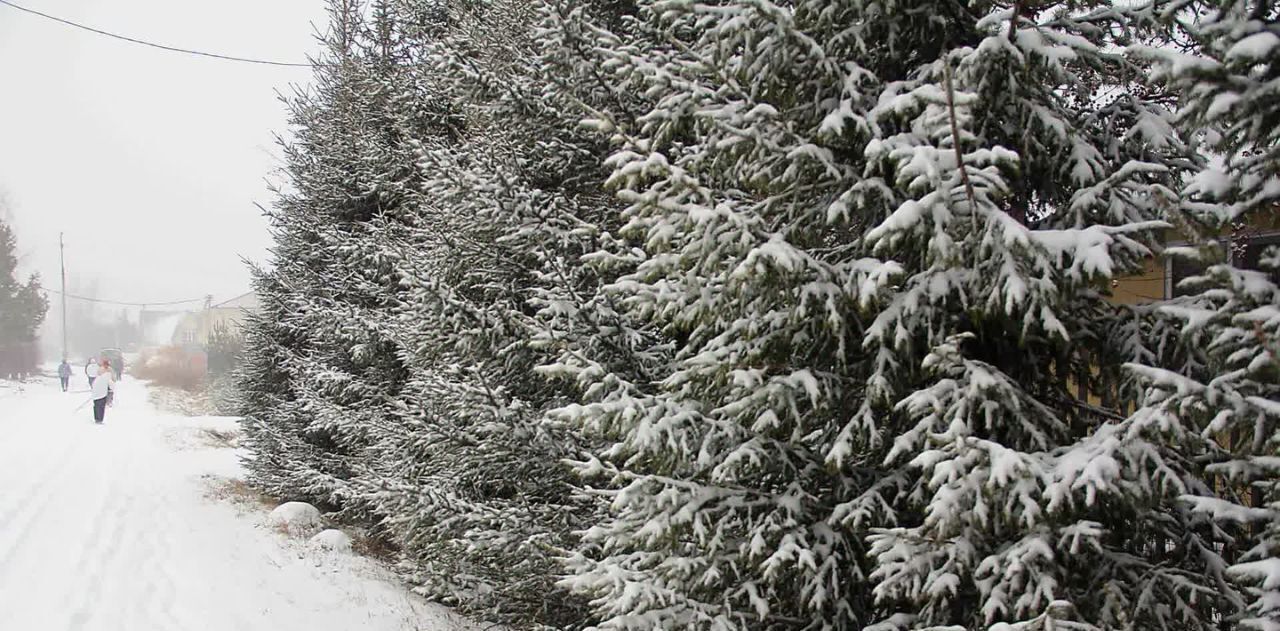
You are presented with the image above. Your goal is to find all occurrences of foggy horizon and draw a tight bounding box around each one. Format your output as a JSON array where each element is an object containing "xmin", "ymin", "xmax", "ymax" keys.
[{"xmin": 0, "ymin": 0, "xmax": 328, "ymax": 332}]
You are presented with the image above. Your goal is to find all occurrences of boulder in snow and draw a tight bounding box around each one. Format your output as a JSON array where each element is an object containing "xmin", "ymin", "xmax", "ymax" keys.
[
  {"xmin": 268, "ymin": 502, "xmax": 323, "ymax": 537},
  {"xmin": 309, "ymin": 529, "xmax": 353, "ymax": 554}
]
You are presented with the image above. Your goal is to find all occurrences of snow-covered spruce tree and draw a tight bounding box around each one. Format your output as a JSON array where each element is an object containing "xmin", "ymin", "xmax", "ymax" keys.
[
  {"xmin": 238, "ymin": 0, "xmax": 626, "ymax": 625},
  {"xmin": 1133, "ymin": 2, "xmax": 1280, "ymax": 628},
  {"xmin": 238, "ymin": 0, "xmax": 443, "ymax": 509},
  {"xmin": 238, "ymin": 0, "xmax": 367, "ymax": 501},
  {"xmin": 548, "ymin": 0, "xmax": 1236, "ymax": 628},
  {"xmin": 344, "ymin": 1, "xmax": 644, "ymax": 625}
]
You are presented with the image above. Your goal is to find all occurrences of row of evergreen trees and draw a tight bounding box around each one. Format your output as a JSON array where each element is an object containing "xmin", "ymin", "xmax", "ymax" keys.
[
  {"xmin": 0, "ymin": 218, "xmax": 47, "ymax": 378},
  {"xmin": 236, "ymin": 0, "xmax": 1279, "ymax": 628}
]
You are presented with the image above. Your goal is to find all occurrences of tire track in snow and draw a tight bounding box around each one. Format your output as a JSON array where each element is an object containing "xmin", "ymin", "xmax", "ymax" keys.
[
  {"xmin": 0, "ymin": 431, "xmax": 96, "ymax": 624},
  {"xmin": 133, "ymin": 474, "xmax": 185, "ymax": 631},
  {"xmin": 0, "ymin": 428, "xmax": 91, "ymax": 575},
  {"xmin": 0, "ymin": 401, "xmax": 82, "ymax": 531},
  {"xmin": 0, "ymin": 436, "xmax": 78, "ymax": 536},
  {"xmin": 102, "ymin": 395, "xmax": 187, "ymax": 631},
  {"xmin": 63, "ymin": 469, "xmax": 139, "ymax": 631}
]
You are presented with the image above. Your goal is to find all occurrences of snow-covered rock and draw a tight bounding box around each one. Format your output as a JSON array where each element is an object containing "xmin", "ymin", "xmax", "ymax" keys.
[
  {"xmin": 268, "ymin": 501, "xmax": 323, "ymax": 537},
  {"xmin": 309, "ymin": 529, "xmax": 353, "ymax": 554}
]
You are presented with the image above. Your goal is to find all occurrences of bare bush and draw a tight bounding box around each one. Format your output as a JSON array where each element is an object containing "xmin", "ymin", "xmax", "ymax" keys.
[
  {"xmin": 199, "ymin": 427, "xmax": 241, "ymax": 448},
  {"xmin": 202, "ymin": 476, "xmax": 277, "ymax": 511},
  {"xmin": 133, "ymin": 346, "xmax": 207, "ymax": 391}
]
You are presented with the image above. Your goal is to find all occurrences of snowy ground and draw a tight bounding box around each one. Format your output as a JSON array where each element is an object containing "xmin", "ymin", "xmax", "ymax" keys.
[{"xmin": 0, "ymin": 373, "xmax": 479, "ymax": 631}]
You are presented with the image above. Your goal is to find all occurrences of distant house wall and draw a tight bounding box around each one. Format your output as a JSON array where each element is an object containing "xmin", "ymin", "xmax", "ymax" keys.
[
  {"xmin": 1110, "ymin": 226, "xmax": 1280, "ymax": 305},
  {"xmin": 1097, "ymin": 222, "xmax": 1280, "ymax": 412},
  {"xmin": 171, "ymin": 292, "xmax": 259, "ymax": 347},
  {"xmin": 1110, "ymin": 257, "xmax": 1165, "ymax": 305}
]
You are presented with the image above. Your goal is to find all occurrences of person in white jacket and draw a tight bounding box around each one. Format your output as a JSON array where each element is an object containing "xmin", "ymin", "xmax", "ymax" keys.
[
  {"xmin": 91, "ymin": 358, "xmax": 115, "ymax": 424},
  {"xmin": 86, "ymin": 358, "xmax": 100, "ymax": 388}
]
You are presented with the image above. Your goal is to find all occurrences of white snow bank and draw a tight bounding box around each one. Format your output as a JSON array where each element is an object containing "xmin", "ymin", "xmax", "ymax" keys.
[
  {"xmin": 0, "ymin": 376, "xmax": 491, "ymax": 631},
  {"xmin": 161, "ymin": 415, "xmax": 244, "ymax": 453},
  {"xmin": 269, "ymin": 502, "xmax": 324, "ymax": 537},
  {"xmin": 310, "ymin": 529, "xmax": 354, "ymax": 553}
]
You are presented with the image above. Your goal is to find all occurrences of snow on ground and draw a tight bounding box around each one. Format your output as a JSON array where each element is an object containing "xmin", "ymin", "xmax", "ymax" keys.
[{"xmin": 0, "ymin": 373, "xmax": 480, "ymax": 631}]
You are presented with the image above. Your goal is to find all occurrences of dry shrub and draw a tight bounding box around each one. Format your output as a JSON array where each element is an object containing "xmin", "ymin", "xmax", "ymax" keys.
[
  {"xmin": 351, "ymin": 529, "xmax": 402, "ymax": 563},
  {"xmin": 148, "ymin": 385, "xmax": 215, "ymax": 416},
  {"xmin": 202, "ymin": 476, "xmax": 277, "ymax": 510},
  {"xmin": 133, "ymin": 346, "xmax": 207, "ymax": 391},
  {"xmin": 199, "ymin": 427, "xmax": 241, "ymax": 448}
]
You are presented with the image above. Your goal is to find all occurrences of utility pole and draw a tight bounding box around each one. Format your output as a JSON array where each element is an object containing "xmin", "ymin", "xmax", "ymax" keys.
[{"xmin": 59, "ymin": 233, "xmax": 68, "ymax": 361}]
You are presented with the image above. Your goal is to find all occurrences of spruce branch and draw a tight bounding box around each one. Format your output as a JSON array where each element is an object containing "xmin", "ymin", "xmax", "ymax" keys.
[{"xmin": 943, "ymin": 61, "xmax": 980, "ymax": 233}]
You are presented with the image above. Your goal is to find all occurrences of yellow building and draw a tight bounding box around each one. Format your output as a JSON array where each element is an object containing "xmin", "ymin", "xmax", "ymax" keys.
[
  {"xmin": 1112, "ymin": 225, "xmax": 1280, "ymax": 304},
  {"xmin": 1110, "ymin": 256, "xmax": 1167, "ymax": 305},
  {"xmin": 1092, "ymin": 223, "xmax": 1280, "ymax": 415},
  {"xmin": 171, "ymin": 292, "xmax": 260, "ymax": 347}
]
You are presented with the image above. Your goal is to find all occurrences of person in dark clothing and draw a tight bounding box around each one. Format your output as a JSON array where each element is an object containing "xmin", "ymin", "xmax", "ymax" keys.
[{"xmin": 57, "ymin": 360, "xmax": 72, "ymax": 392}]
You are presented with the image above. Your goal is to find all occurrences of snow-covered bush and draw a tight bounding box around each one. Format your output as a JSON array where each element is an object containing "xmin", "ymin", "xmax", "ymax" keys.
[
  {"xmin": 269, "ymin": 502, "xmax": 324, "ymax": 538},
  {"xmin": 310, "ymin": 529, "xmax": 354, "ymax": 554}
]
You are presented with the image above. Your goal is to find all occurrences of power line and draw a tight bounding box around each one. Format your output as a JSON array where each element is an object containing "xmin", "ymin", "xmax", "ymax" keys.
[
  {"xmin": 39, "ymin": 287, "xmax": 207, "ymax": 308},
  {"xmin": 0, "ymin": 0, "xmax": 315, "ymax": 68}
]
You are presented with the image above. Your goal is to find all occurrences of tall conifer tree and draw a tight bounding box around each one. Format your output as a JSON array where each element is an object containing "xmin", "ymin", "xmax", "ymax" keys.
[
  {"xmin": 0, "ymin": 220, "xmax": 46, "ymax": 376},
  {"xmin": 1136, "ymin": 2, "xmax": 1280, "ymax": 628},
  {"xmin": 547, "ymin": 1, "xmax": 1232, "ymax": 628}
]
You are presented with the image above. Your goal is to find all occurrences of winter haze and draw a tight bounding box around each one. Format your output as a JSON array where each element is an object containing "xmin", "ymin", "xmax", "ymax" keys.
[{"xmin": 0, "ymin": 0, "xmax": 325, "ymax": 315}]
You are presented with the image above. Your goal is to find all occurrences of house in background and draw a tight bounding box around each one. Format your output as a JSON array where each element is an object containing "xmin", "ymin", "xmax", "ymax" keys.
[
  {"xmin": 171, "ymin": 292, "xmax": 260, "ymax": 347},
  {"xmin": 1088, "ymin": 220, "xmax": 1280, "ymax": 415},
  {"xmin": 1111, "ymin": 218, "xmax": 1280, "ymax": 304},
  {"xmin": 1109, "ymin": 256, "xmax": 1166, "ymax": 305}
]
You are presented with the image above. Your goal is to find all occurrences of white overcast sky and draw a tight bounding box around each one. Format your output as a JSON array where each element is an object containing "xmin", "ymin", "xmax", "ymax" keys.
[{"xmin": 0, "ymin": 0, "xmax": 327, "ymax": 307}]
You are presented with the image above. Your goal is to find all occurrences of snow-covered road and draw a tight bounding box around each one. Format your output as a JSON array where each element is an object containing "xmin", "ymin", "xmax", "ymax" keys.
[{"xmin": 0, "ymin": 375, "xmax": 472, "ymax": 631}]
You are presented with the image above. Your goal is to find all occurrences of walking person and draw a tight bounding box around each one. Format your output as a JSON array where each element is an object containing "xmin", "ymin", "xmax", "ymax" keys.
[
  {"xmin": 57, "ymin": 359, "xmax": 72, "ymax": 392},
  {"xmin": 85, "ymin": 358, "xmax": 99, "ymax": 389},
  {"xmin": 91, "ymin": 357, "xmax": 115, "ymax": 424},
  {"xmin": 103, "ymin": 360, "xmax": 116, "ymax": 407}
]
